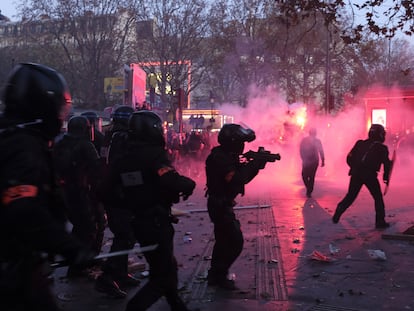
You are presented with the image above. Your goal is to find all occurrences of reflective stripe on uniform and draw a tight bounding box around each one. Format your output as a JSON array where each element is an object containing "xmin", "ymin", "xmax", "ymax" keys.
[
  {"xmin": 158, "ymin": 167, "xmax": 174, "ymax": 176},
  {"xmin": 2, "ymin": 185, "xmax": 38, "ymax": 205}
]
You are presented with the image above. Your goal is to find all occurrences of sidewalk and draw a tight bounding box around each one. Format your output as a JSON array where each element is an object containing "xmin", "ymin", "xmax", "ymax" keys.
[{"xmin": 53, "ymin": 166, "xmax": 414, "ymax": 311}]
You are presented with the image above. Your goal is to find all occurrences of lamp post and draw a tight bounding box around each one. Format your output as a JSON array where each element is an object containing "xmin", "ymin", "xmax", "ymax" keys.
[
  {"xmin": 209, "ymin": 91, "xmax": 215, "ymax": 124},
  {"xmin": 325, "ymin": 18, "xmax": 332, "ymax": 114}
]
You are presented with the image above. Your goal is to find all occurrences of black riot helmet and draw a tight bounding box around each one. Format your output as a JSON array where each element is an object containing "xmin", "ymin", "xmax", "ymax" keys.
[
  {"xmin": 128, "ymin": 110, "xmax": 165, "ymax": 146},
  {"xmin": 112, "ymin": 105, "xmax": 135, "ymax": 128},
  {"xmin": 368, "ymin": 124, "xmax": 386, "ymax": 143},
  {"xmin": 67, "ymin": 115, "xmax": 91, "ymax": 139},
  {"xmin": 1, "ymin": 63, "xmax": 72, "ymax": 139},
  {"xmin": 80, "ymin": 111, "xmax": 99, "ymax": 127},
  {"xmin": 218, "ymin": 123, "xmax": 256, "ymax": 154}
]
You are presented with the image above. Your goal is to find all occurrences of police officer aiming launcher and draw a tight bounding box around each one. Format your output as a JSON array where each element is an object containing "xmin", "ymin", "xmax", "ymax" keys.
[{"xmin": 205, "ymin": 123, "xmax": 280, "ymax": 290}]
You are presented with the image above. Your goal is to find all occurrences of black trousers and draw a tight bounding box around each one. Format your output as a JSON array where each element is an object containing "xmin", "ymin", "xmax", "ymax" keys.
[
  {"xmin": 207, "ymin": 196, "xmax": 244, "ymax": 280},
  {"xmin": 90, "ymin": 200, "xmax": 107, "ymax": 255},
  {"xmin": 65, "ymin": 191, "xmax": 96, "ymax": 249},
  {"xmin": 337, "ymin": 173, "xmax": 386, "ymax": 223},
  {"xmin": 209, "ymin": 218, "xmax": 244, "ymax": 280},
  {"xmin": 0, "ymin": 257, "xmax": 58, "ymax": 311},
  {"xmin": 301, "ymin": 162, "xmax": 318, "ymax": 195},
  {"xmin": 64, "ymin": 187, "xmax": 99, "ymax": 275},
  {"xmin": 102, "ymin": 207, "xmax": 135, "ymax": 280},
  {"xmin": 126, "ymin": 218, "xmax": 185, "ymax": 311}
]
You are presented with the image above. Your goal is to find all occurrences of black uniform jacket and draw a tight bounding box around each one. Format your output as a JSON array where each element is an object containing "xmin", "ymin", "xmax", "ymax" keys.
[
  {"xmin": 0, "ymin": 123, "xmax": 83, "ymax": 262},
  {"xmin": 205, "ymin": 146, "xmax": 260, "ymax": 200},
  {"xmin": 104, "ymin": 140, "xmax": 195, "ymax": 217},
  {"xmin": 346, "ymin": 139, "xmax": 391, "ymax": 181}
]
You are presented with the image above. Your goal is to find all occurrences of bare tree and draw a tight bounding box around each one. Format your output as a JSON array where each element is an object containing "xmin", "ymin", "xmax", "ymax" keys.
[
  {"xmin": 206, "ymin": 1, "xmax": 414, "ymax": 111},
  {"xmin": 19, "ymin": 0, "xmax": 139, "ymax": 109},
  {"xmin": 349, "ymin": 36, "xmax": 414, "ymax": 88},
  {"xmin": 205, "ymin": 0, "xmax": 287, "ymax": 106},
  {"xmin": 133, "ymin": 0, "xmax": 212, "ymax": 118},
  {"xmin": 3, "ymin": 0, "xmax": 414, "ymax": 113},
  {"xmin": 205, "ymin": 1, "xmax": 349, "ymax": 108}
]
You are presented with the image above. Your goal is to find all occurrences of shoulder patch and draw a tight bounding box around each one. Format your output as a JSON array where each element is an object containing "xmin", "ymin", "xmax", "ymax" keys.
[
  {"xmin": 158, "ymin": 167, "xmax": 174, "ymax": 176},
  {"xmin": 2, "ymin": 185, "xmax": 38, "ymax": 205}
]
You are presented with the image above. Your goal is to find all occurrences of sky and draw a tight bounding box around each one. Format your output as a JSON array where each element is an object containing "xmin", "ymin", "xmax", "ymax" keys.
[
  {"xmin": 2, "ymin": 0, "xmax": 413, "ymax": 41},
  {"xmin": 1, "ymin": 0, "xmax": 18, "ymax": 21}
]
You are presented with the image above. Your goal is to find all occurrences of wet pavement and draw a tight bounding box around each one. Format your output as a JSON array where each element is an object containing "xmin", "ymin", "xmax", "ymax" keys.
[{"xmin": 51, "ymin": 165, "xmax": 414, "ymax": 311}]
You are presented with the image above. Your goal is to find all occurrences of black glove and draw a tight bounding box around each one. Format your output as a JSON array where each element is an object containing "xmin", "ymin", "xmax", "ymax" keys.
[
  {"xmin": 180, "ymin": 177, "xmax": 196, "ymax": 200},
  {"xmin": 181, "ymin": 193, "xmax": 191, "ymax": 201},
  {"xmin": 171, "ymin": 193, "xmax": 180, "ymax": 203},
  {"xmin": 160, "ymin": 170, "xmax": 196, "ymax": 202}
]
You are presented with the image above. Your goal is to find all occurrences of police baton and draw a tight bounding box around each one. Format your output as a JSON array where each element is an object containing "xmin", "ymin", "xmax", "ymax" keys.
[
  {"xmin": 95, "ymin": 244, "xmax": 158, "ymax": 260},
  {"xmin": 50, "ymin": 244, "xmax": 158, "ymax": 268},
  {"xmin": 384, "ymin": 149, "xmax": 396, "ymax": 196}
]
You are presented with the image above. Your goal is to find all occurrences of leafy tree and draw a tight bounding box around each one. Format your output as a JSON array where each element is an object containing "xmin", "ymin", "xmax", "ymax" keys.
[
  {"xmin": 352, "ymin": 0, "xmax": 414, "ymax": 38},
  {"xmin": 273, "ymin": 0, "xmax": 414, "ymax": 43}
]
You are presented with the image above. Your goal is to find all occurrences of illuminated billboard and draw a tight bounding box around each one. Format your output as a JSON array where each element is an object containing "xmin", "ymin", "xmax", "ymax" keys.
[
  {"xmin": 130, "ymin": 63, "xmax": 147, "ymax": 109},
  {"xmin": 372, "ymin": 109, "xmax": 386, "ymax": 127}
]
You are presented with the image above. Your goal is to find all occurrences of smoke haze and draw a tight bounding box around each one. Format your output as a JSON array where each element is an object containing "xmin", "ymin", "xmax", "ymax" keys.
[{"xmin": 215, "ymin": 85, "xmax": 411, "ymax": 198}]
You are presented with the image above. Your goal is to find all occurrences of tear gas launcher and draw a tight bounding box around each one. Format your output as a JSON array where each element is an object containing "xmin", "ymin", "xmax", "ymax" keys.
[{"xmin": 242, "ymin": 146, "xmax": 281, "ymax": 163}]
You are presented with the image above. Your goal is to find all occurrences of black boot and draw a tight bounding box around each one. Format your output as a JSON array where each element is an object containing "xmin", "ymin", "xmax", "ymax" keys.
[
  {"xmin": 116, "ymin": 274, "xmax": 141, "ymax": 288},
  {"xmin": 207, "ymin": 272, "xmax": 237, "ymax": 290},
  {"xmin": 166, "ymin": 295, "xmax": 190, "ymax": 311},
  {"xmin": 375, "ymin": 221, "xmax": 390, "ymax": 229},
  {"xmin": 95, "ymin": 274, "xmax": 127, "ymax": 298}
]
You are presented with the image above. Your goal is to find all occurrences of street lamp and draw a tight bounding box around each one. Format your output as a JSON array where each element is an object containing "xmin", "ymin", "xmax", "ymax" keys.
[
  {"xmin": 209, "ymin": 91, "xmax": 215, "ymax": 124},
  {"xmin": 325, "ymin": 19, "xmax": 331, "ymax": 114}
]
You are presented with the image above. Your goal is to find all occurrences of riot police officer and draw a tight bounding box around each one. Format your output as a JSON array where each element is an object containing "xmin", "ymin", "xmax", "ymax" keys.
[
  {"xmin": 106, "ymin": 105, "xmax": 135, "ymax": 164},
  {"xmin": 95, "ymin": 105, "xmax": 138, "ymax": 298},
  {"xmin": 81, "ymin": 111, "xmax": 105, "ymax": 156},
  {"xmin": 105, "ymin": 110, "xmax": 196, "ymax": 310},
  {"xmin": 333, "ymin": 124, "xmax": 392, "ymax": 228},
  {"xmin": 80, "ymin": 110, "xmax": 107, "ymax": 258},
  {"xmin": 53, "ymin": 115, "xmax": 103, "ymax": 277},
  {"xmin": 205, "ymin": 123, "xmax": 266, "ymax": 290},
  {"xmin": 0, "ymin": 63, "xmax": 95, "ymax": 311}
]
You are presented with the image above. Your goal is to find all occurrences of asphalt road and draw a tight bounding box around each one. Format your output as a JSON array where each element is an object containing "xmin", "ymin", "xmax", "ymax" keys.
[{"xmin": 51, "ymin": 163, "xmax": 414, "ymax": 311}]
